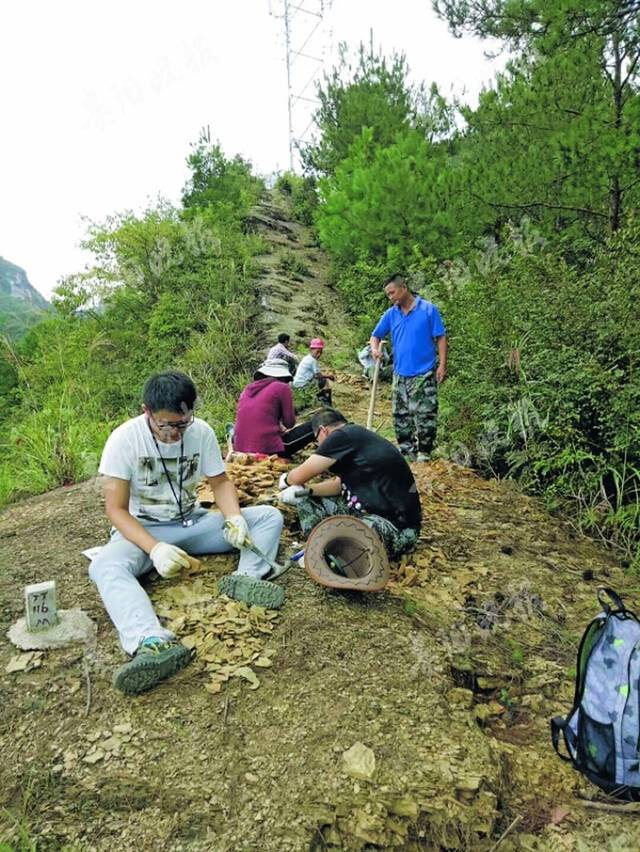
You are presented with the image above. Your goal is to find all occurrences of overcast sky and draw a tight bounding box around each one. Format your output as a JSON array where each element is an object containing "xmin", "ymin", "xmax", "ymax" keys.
[{"xmin": 1, "ymin": 1, "xmax": 502, "ymax": 298}]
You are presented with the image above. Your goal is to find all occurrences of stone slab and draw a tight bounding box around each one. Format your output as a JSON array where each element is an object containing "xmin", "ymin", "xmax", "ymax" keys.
[{"xmin": 8, "ymin": 609, "xmax": 96, "ymax": 650}]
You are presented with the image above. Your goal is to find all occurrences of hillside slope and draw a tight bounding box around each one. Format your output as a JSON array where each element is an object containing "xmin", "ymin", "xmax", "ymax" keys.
[
  {"xmin": 244, "ymin": 195, "xmax": 355, "ymax": 357},
  {"xmin": 0, "ymin": 256, "xmax": 49, "ymax": 340},
  {"xmin": 0, "ymin": 194, "xmax": 638, "ymax": 851}
]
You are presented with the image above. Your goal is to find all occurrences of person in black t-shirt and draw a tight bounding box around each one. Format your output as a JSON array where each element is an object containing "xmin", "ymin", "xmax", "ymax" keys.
[{"xmin": 278, "ymin": 408, "xmax": 421, "ymax": 558}]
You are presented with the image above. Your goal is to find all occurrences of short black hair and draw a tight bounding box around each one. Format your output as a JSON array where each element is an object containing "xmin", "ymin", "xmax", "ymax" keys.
[
  {"xmin": 142, "ymin": 371, "xmax": 197, "ymax": 414},
  {"xmin": 277, "ymin": 333, "xmax": 290, "ymax": 344},
  {"xmin": 384, "ymin": 273, "xmax": 406, "ymax": 287},
  {"xmin": 311, "ymin": 407, "xmax": 348, "ymax": 433}
]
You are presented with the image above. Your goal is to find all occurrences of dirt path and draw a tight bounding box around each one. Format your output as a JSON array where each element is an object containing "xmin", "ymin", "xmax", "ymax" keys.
[
  {"xmin": 1, "ymin": 194, "xmax": 639, "ymax": 851},
  {"xmin": 247, "ymin": 194, "xmax": 356, "ymax": 361}
]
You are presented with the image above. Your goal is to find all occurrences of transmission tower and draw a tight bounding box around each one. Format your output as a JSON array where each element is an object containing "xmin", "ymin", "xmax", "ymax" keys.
[{"xmin": 269, "ymin": 0, "xmax": 334, "ymax": 170}]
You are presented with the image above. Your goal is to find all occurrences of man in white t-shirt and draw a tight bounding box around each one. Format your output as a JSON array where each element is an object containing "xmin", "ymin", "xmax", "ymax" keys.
[{"xmin": 89, "ymin": 371, "xmax": 284, "ymax": 696}]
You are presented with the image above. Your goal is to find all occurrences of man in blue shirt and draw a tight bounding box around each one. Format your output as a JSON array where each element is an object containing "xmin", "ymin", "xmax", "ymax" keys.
[{"xmin": 370, "ymin": 274, "xmax": 447, "ymax": 461}]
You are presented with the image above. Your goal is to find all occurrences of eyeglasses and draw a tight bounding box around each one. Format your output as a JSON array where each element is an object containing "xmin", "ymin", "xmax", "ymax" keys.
[{"xmin": 150, "ymin": 412, "xmax": 194, "ymax": 433}]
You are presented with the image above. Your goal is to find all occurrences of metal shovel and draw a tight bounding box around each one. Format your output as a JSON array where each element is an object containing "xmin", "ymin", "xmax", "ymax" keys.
[
  {"xmin": 223, "ymin": 520, "xmax": 290, "ymax": 579},
  {"xmin": 242, "ymin": 539, "xmax": 291, "ymax": 579}
]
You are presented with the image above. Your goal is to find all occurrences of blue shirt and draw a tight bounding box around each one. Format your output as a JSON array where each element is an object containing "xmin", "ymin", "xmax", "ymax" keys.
[{"xmin": 372, "ymin": 296, "xmax": 446, "ymax": 377}]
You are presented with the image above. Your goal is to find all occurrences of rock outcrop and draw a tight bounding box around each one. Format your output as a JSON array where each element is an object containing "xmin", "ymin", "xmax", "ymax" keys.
[{"xmin": 0, "ymin": 256, "xmax": 49, "ymax": 339}]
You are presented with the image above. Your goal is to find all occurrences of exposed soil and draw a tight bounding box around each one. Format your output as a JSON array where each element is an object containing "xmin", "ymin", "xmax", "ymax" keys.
[{"xmin": 2, "ymin": 194, "xmax": 640, "ymax": 851}]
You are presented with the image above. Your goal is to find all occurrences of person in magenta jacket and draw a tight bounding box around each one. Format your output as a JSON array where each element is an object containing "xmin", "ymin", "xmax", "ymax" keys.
[{"xmin": 233, "ymin": 358, "xmax": 314, "ymax": 457}]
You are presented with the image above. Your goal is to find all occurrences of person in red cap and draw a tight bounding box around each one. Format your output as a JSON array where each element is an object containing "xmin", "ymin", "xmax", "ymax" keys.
[{"xmin": 292, "ymin": 337, "xmax": 334, "ymax": 406}]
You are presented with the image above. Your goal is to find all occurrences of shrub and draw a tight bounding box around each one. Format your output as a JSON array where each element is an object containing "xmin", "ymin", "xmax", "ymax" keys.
[
  {"xmin": 433, "ymin": 221, "xmax": 640, "ymax": 563},
  {"xmin": 276, "ymin": 172, "xmax": 319, "ymax": 226},
  {"xmin": 277, "ymin": 250, "xmax": 310, "ymax": 280},
  {"xmin": 0, "ymin": 137, "xmax": 265, "ymax": 506}
]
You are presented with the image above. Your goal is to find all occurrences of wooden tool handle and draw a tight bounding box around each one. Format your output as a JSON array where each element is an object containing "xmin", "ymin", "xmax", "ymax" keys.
[{"xmin": 366, "ymin": 341, "xmax": 385, "ymax": 430}]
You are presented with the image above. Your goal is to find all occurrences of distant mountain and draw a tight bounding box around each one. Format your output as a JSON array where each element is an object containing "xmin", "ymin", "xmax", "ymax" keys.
[{"xmin": 0, "ymin": 257, "xmax": 50, "ymax": 340}]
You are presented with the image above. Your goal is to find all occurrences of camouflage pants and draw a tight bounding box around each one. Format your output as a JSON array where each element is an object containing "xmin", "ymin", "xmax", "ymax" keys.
[
  {"xmin": 392, "ymin": 371, "xmax": 438, "ymax": 458},
  {"xmin": 297, "ymin": 495, "xmax": 418, "ymax": 560}
]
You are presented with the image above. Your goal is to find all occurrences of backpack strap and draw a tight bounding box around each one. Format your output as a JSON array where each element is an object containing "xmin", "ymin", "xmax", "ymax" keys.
[
  {"xmin": 597, "ymin": 587, "xmax": 626, "ymax": 614},
  {"xmin": 550, "ymin": 717, "xmax": 573, "ymax": 763},
  {"xmin": 572, "ymin": 616, "xmax": 606, "ymax": 709}
]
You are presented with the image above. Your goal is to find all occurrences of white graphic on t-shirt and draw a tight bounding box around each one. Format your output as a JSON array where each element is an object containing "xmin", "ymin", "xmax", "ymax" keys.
[{"xmin": 135, "ymin": 453, "xmax": 200, "ymax": 521}]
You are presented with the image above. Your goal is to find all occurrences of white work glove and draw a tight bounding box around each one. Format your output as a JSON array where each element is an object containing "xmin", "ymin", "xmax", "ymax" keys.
[
  {"xmin": 150, "ymin": 542, "xmax": 190, "ymax": 578},
  {"xmin": 278, "ymin": 471, "xmax": 290, "ymax": 491},
  {"xmin": 223, "ymin": 514, "xmax": 251, "ymax": 549},
  {"xmin": 279, "ymin": 485, "xmax": 308, "ymax": 507}
]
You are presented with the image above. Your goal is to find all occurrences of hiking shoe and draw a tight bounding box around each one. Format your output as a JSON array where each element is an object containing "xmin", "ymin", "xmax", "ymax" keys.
[
  {"xmin": 218, "ymin": 574, "xmax": 285, "ymax": 609},
  {"xmin": 113, "ymin": 638, "xmax": 192, "ymax": 696},
  {"xmin": 416, "ymin": 452, "xmax": 430, "ymax": 463}
]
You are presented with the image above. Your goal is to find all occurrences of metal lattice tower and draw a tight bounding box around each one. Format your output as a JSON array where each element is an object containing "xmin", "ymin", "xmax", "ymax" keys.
[{"xmin": 269, "ymin": 0, "xmax": 334, "ymax": 170}]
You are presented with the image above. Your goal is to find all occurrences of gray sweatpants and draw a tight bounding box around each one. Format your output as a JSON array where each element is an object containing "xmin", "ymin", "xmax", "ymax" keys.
[{"xmin": 89, "ymin": 506, "xmax": 283, "ymax": 655}]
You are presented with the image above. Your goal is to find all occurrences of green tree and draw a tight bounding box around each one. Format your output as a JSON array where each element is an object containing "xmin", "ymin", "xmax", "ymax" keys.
[
  {"xmin": 182, "ymin": 126, "xmax": 262, "ymax": 217},
  {"xmin": 434, "ymin": 0, "xmax": 640, "ymax": 231},
  {"xmin": 302, "ymin": 43, "xmax": 421, "ymax": 176},
  {"xmin": 317, "ymin": 126, "xmax": 455, "ymax": 265},
  {"xmin": 446, "ymin": 46, "xmax": 634, "ymax": 246}
]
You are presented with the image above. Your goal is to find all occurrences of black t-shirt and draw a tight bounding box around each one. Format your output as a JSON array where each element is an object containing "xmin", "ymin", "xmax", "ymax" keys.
[{"xmin": 316, "ymin": 424, "xmax": 421, "ymax": 530}]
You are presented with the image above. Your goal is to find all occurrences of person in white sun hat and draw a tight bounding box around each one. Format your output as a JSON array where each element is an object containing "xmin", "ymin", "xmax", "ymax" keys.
[{"xmin": 233, "ymin": 358, "xmax": 315, "ymax": 457}]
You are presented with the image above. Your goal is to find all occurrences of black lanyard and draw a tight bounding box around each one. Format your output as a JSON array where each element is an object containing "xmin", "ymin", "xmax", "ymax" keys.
[{"xmin": 150, "ymin": 431, "xmax": 194, "ymax": 527}]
